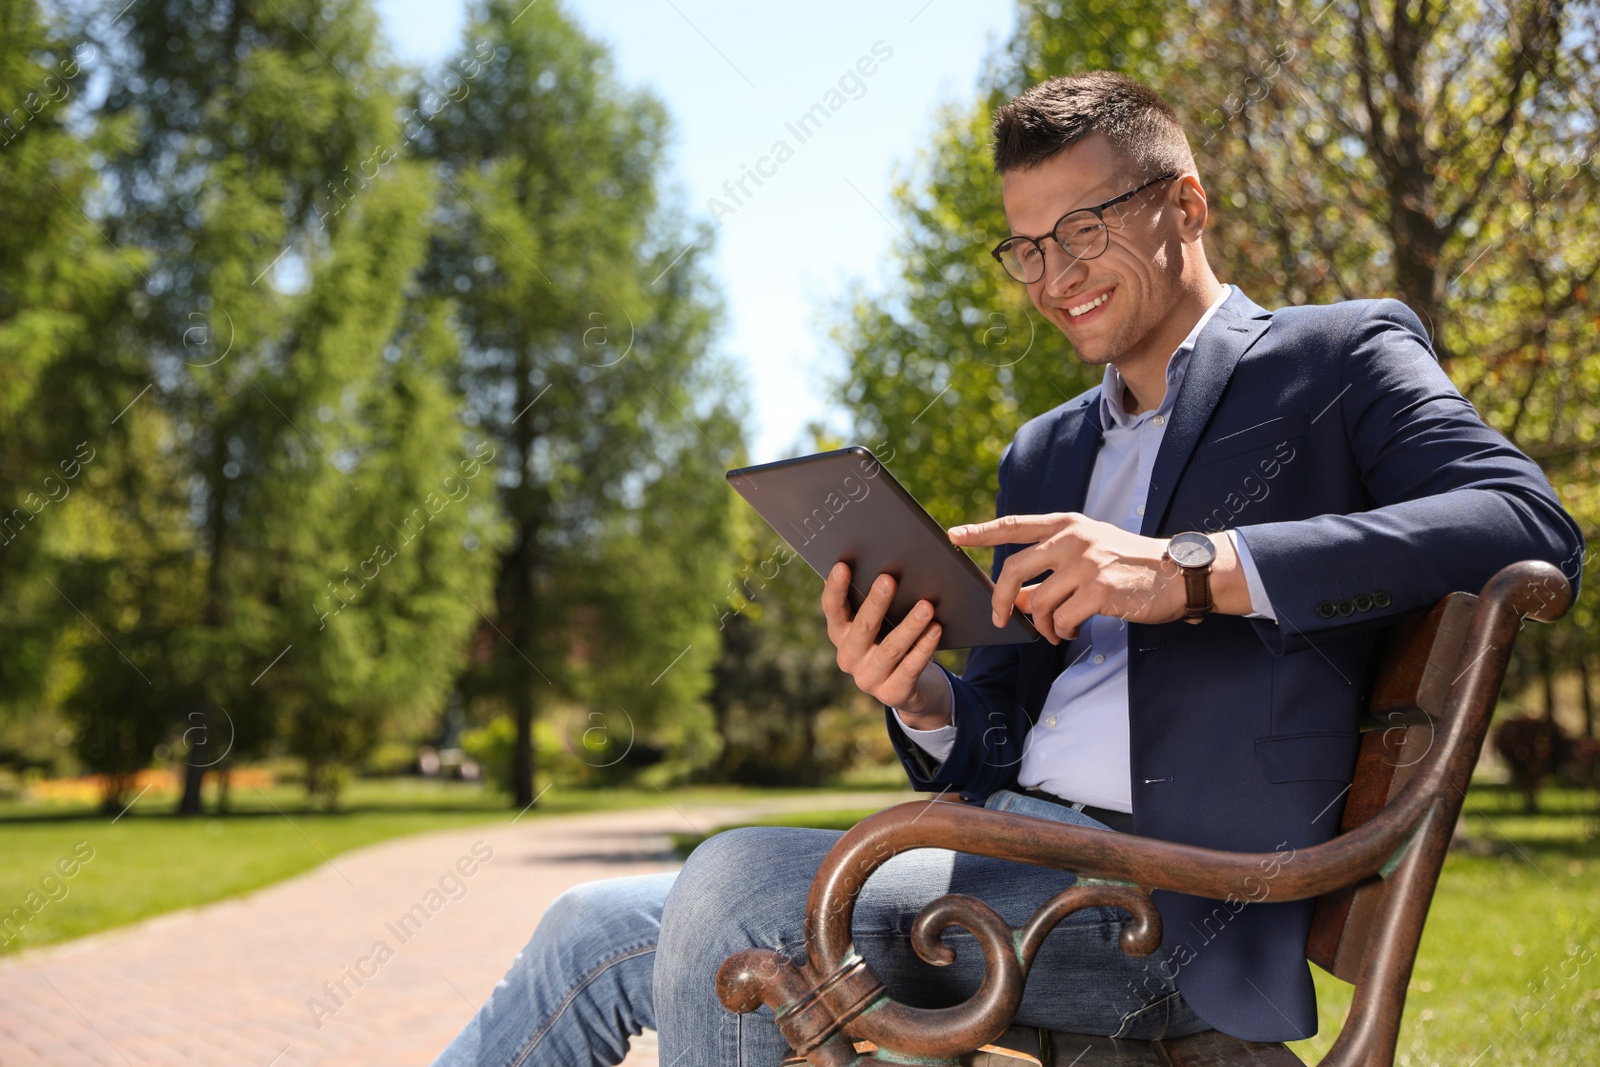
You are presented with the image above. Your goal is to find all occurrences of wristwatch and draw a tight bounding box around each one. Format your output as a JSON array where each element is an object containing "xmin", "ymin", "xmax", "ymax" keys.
[{"xmin": 1163, "ymin": 531, "xmax": 1216, "ymax": 624}]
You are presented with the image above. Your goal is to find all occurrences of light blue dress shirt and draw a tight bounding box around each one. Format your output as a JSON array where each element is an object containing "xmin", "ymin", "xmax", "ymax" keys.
[{"xmin": 895, "ymin": 284, "xmax": 1277, "ymax": 812}]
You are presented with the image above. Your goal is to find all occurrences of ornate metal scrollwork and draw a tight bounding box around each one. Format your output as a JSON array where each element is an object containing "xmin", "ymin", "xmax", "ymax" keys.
[{"xmin": 717, "ymin": 872, "xmax": 1162, "ymax": 1065}]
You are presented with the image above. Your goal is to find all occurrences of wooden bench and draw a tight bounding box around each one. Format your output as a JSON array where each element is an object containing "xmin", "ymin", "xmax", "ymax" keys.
[{"xmin": 716, "ymin": 560, "xmax": 1573, "ymax": 1066}]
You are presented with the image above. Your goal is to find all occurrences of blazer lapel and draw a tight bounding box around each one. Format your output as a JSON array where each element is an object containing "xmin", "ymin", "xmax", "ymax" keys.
[
  {"xmin": 1037, "ymin": 392, "xmax": 1104, "ymax": 515},
  {"xmin": 1029, "ymin": 394, "xmax": 1103, "ymax": 678},
  {"xmin": 1139, "ymin": 288, "xmax": 1273, "ymax": 537}
]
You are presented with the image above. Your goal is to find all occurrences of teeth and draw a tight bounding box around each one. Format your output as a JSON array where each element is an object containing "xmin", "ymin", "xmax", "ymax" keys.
[{"xmin": 1068, "ymin": 292, "xmax": 1110, "ymax": 317}]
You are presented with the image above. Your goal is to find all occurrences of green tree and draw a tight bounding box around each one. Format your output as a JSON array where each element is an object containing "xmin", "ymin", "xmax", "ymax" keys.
[
  {"xmin": 419, "ymin": 0, "xmax": 742, "ymax": 806},
  {"xmin": 0, "ymin": 1, "xmax": 148, "ymax": 801},
  {"xmin": 0, "ymin": 8, "xmax": 128, "ymax": 425},
  {"xmin": 81, "ymin": 0, "xmax": 499, "ymax": 809}
]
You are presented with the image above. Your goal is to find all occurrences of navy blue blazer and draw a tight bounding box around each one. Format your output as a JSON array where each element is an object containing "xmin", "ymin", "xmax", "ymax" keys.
[{"xmin": 885, "ymin": 287, "xmax": 1583, "ymax": 1041}]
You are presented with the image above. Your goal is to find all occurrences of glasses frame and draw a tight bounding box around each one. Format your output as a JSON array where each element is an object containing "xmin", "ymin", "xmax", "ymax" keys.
[{"xmin": 990, "ymin": 171, "xmax": 1180, "ymax": 284}]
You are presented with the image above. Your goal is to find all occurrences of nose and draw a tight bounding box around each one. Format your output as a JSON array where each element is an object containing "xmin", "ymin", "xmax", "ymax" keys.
[{"xmin": 1040, "ymin": 242, "xmax": 1089, "ymax": 300}]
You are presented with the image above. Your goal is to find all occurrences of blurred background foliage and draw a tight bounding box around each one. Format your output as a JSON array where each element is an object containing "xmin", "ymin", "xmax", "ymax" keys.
[{"xmin": 1, "ymin": 0, "xmax": 1595, "ymax": 815}]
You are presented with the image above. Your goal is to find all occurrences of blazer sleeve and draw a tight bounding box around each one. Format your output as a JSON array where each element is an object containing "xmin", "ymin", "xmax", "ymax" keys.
[
  {"xmin": 885, "ymin": 442, "xmax": 1035, "ymax": 802},
  {"xmin": 1238, "ymin": 299, "xmax": 1585, "ymax": 655}
]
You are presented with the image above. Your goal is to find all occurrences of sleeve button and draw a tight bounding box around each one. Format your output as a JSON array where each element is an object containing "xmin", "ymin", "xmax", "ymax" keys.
[
  {"xmin": 1374, "ymin": 590, "xmax": 1392, "ymax": 608},
  {"xmin": 1336, "ymin": 599, "xmax": 1356, "ymax": 617},
  {"xmin": 1316, "ymin": 600, "xmax": 1336, "ymax": 619},
  {"xmin": 1354, "ymin": 593, "xmax": 1374, "ymax": 612}
]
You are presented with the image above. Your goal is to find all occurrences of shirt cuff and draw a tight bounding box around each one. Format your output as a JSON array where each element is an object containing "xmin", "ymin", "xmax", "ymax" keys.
[
  {"xmin": 891, "ymin": 672, "xmax": 958, "ymax": 763},
  {"xmin": 1228, "ymin": 528, "xmax": 1277, "ymax": 622}
]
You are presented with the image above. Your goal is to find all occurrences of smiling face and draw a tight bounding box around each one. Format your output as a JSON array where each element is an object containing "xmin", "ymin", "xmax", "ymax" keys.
[{"xmin": 1000, "ymin": 133, "xmax": 1207, "ymax": 374}]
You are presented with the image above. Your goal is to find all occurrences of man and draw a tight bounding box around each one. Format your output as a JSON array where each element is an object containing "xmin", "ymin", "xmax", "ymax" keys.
[
  {"xmin": 431, "ymin": 72, "xmax": 1582, "ymax": 1066},
  {"xmin": 833, "ymin": 68, "xmax": 1584, "ymax": 1044}
]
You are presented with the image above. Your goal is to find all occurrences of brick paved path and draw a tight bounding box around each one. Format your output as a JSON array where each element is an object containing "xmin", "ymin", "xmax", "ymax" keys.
[{"xmin": 0, "ymin": 790, "xmax": 913, "ymax": 1067}]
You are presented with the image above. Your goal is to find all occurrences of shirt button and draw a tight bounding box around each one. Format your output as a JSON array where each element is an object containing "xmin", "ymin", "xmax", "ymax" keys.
[
  {"xmin": 1136, "ymin": 504, "xmax": 1146, "ymax": 516},
  {"xmin": 1045, "ymin": 716, "xmax": 1058, "ymax": 727},
  {"xmin": 1093, "ymin": 654, "xmax": 1105, "ymax": 664},
  {"xmin": 1152, "ymin": 414, "xmax": 1165, "ymax": 426}
]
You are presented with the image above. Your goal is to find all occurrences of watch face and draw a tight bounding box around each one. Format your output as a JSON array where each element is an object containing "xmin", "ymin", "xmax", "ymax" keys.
[{"xmin": 1168, "ymin": 532, "xmax": 1216, "ymax": 568}]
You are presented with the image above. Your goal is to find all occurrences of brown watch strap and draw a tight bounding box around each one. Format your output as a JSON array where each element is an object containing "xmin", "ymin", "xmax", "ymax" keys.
[{"xmin": 1182, "ymin": 564, "xmax": 1213, "ymax": 623}]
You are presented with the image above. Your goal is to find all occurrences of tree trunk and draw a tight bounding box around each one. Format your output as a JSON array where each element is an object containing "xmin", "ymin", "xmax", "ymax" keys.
[
  {"xmin": 101, "ymin": 774, "xmax": 133, "ymax": 815},
  {"xmin": 181, "ymin": 457, "xmax": 231, "ymax": 815},
  {"xmin": 177, "ymin": 758, "xmax": 206, "ymax": 815},
  {"xmin": 176, "ymin": 698, "xmax": 209, "ymax": 815},
  {"xmin": 1581, "ymin": 657, "xmax": 1595, "ymax": 739},
  {"xmin": 512, "ymin": 666, "xmax": 539, "ymax": 808},
  {"xmin": 505, "ymin": 355, "xmax": 546, "ymax": 810},
  {"xmin": 1542, "ymin": 642, "xmax": 1557, "ymax": 725},
  {"xmin": 503, "ymin": 536, "xmax": 542, "ymax": 808}
]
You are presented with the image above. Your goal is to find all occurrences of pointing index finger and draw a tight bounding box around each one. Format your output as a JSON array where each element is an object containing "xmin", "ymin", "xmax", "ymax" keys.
[{"xmin": 948, "ymin": 514, "xmax": 1061, "ymax": 547}]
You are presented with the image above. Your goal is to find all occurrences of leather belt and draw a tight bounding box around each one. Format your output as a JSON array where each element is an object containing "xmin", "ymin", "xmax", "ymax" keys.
[{"xmin": 1018, "ymin": 787, "xmax": 1136, "ymax": 834}]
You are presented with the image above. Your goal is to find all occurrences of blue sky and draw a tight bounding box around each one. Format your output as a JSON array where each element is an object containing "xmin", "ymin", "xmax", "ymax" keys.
[{"xmin": 373, "ymin": 0, "xmax": 1016, "ymax": 462}]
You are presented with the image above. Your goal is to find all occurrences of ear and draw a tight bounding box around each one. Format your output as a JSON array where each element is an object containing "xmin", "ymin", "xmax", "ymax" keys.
[{"xmin": 1175, "ymin": 174, "xmax": 1209, "ymax": 242}]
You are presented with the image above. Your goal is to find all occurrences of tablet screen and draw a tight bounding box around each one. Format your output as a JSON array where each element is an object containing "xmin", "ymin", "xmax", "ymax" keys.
[{"xmin": 726, "ymin": 446, "xmax": 1038, "ymax": 649}]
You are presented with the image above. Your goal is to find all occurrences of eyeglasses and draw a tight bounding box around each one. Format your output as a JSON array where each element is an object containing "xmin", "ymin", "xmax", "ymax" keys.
[{"xmin": 990, "ymin": 172, "xmax": 1179, "ymax": 284}]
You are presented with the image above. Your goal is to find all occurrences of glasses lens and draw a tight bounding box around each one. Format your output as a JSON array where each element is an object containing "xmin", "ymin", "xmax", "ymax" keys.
[
  {"xmin": 996, "ymin": 239, "xmax": 1044, "ymax": 282},
  {"xmin": 1054, "ymin": 212, "xmax": 1107, "ymax": 259}
]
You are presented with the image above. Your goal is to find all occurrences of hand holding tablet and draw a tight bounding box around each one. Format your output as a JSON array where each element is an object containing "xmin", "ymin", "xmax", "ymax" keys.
[
  {"xmin": 818, "ymin": 562, "xmax": 947, "ymax": 716},
  {"xmin": 725, "ymin": 446, "xmax": 1038, "ymax": 650}
]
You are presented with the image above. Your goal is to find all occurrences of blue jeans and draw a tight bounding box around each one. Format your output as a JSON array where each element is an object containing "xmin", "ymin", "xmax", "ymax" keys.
[{"xmin": 431, "ymin": 790, "xmax": 1209, "ymax": 1066}]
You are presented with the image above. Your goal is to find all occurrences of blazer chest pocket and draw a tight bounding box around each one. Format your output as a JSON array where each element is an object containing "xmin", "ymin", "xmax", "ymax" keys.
[{"xmin": 1196, "ymin": 411, "xmax": 1310, "ymax": 467}]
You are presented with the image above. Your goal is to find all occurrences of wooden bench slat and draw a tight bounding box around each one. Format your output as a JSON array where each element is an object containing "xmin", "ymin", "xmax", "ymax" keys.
[{"xmin": 1306, "ymin": 593, "xmax": 1475, "ymax": 981}]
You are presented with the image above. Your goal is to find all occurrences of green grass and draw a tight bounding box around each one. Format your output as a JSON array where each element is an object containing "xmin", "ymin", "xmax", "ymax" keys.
[
  {"xmin": 1289, "ymin": 783, "xmax": 1600, "ymax": 1066},
  {"xmin": 0, "ymin": 776, "xmax": 902, "ymax": 957}
]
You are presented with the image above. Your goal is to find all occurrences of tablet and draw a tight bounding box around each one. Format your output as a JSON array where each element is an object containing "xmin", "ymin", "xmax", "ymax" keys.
[{"xmin": 726, "ymin": 445, "xmax": 1038, "ymax": 649}]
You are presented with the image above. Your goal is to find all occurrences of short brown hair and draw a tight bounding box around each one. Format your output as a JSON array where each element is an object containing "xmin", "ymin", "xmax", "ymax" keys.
[{"xmin": 991, "ymin": 71, "xmax": 1195, "ymax": 178}]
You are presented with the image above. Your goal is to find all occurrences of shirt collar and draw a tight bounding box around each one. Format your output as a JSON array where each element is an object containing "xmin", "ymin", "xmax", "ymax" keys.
[{"xmin": 1099, "ymin": 283, "xmax": 1232, "ymax": 432}]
